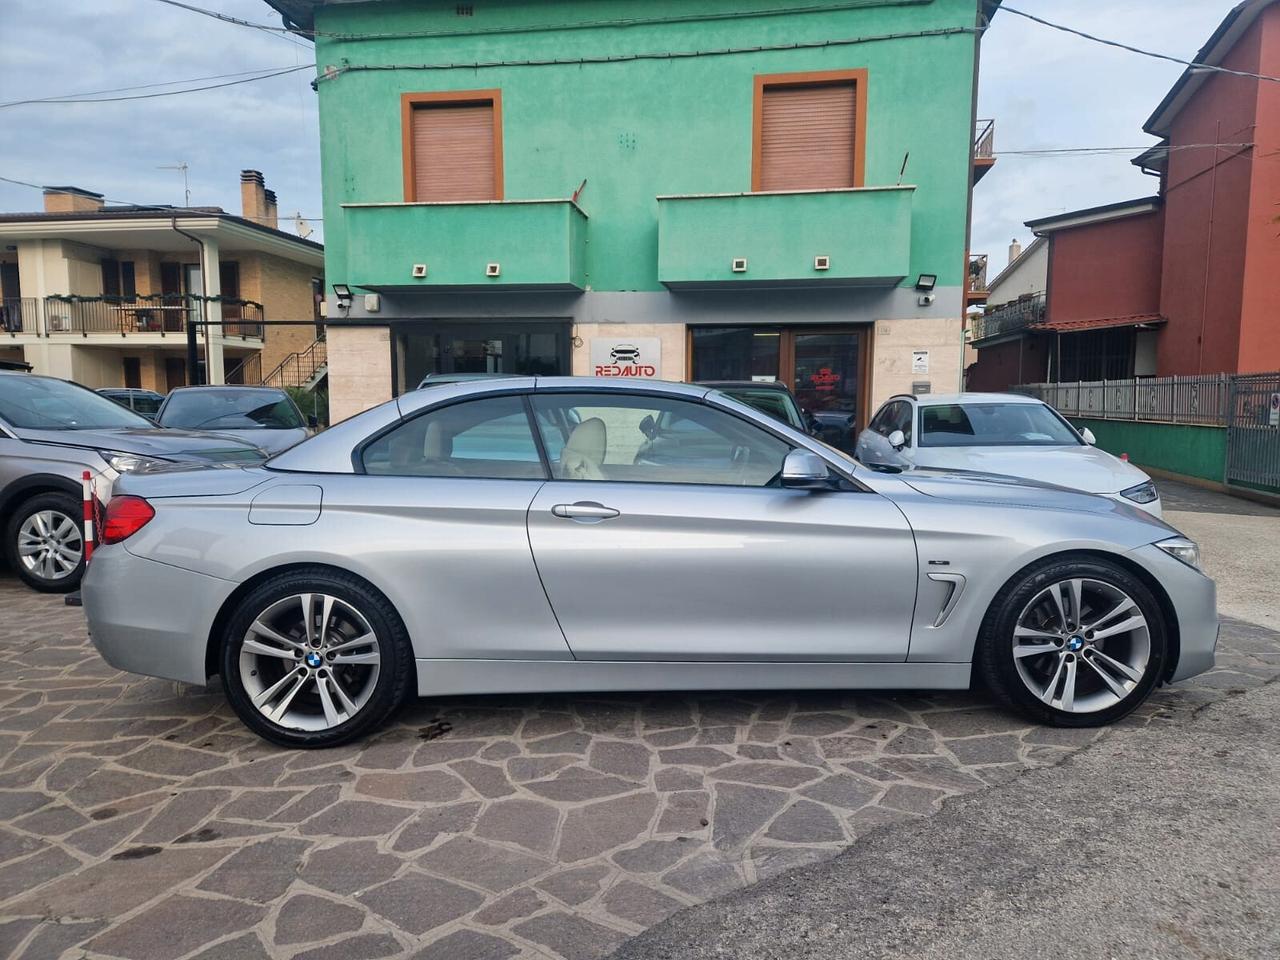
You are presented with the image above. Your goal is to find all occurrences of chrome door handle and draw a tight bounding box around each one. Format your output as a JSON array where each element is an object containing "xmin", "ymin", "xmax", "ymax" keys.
[{"xmin": 551, "ymin": 501, "xmax": 620, "ymax": 520}]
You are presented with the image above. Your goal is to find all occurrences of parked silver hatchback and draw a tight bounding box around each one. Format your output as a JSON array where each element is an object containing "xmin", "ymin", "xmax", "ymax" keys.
[
  {"xmin": 82, "ymin": 378, "xmax": 1218, "ymax": 747},
  {"xmin": 0, "ymin": 371, "xmax": 266, "ymax": 592}
]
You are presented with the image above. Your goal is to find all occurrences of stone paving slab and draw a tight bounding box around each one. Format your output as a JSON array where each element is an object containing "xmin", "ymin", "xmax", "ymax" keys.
[{"xmin": 1, "ymin": 574, "xmax": 1277, "ymax": 960}]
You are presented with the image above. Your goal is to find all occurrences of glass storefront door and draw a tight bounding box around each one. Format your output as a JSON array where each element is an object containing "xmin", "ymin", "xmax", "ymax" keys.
[{"xmin": 690, "ymin": 326, "xmax": 867, "ymax": 452}]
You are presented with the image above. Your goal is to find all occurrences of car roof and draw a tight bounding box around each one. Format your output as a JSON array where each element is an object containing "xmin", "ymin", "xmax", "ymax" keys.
[
  {"xmin": 697, "ymin": 380, "xmax": 791, "ymax": 392},
  {"xmin": 891, "ymin": 392, "xmax": 1044, "ymax": 406},
  {"xmin": 168, "ymin": 385, "xmax": 285, "ymax": 394}
]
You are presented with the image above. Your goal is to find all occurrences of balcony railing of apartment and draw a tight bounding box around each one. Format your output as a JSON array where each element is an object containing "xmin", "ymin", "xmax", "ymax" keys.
[
  {"xmin": 973, "ymin": 118, "xmax": 996, "ymax": 184},
  {"xmin": 2, "ymin": 298, "xmax": 39, "ymax": 336},
  {"xmin": 969, "ymin": 292, "xmax": 1046, "ymax": 342},
  {"xmin": 967, "ymin": 253, "xmax": 988, "ymax": 303},
  {"xmin": 40, "ymin": 295, "xmax": 264, "ymax": 339}
]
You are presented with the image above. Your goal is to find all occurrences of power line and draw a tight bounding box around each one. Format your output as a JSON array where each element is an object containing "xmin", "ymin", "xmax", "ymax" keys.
[
  {"xmin": 1001, "ymin": 5, "xmax": 1280, "ymax": 86},
  {"xmin": 0, "ymin": 65, "xmax": 302, "ymax": 110},
  {"xmin": 0, "ymin": 65, "xmax": 312, "ymax": 108},
  {"xmin": 145, "ymin": 0, "xmax": 312, "ymax": 50},
  {"xmin": 997, "ymin": 142, "xmax": 1254, "ymax": 157}
]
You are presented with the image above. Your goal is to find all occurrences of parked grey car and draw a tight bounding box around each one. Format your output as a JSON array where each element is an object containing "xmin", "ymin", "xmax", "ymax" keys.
[
  {"xmin": 0, "ymin": 371, "xmax": 267, "ymax": 592},
  {"xmin": 82, "ymin": 378, "xmax": 1217, "ymax": 748},
  {"xmin": 97, "ymin": 387, "xmax": 167, "ymax": 421},
  {"xmin": 157, "ymin": 385, "xmax": 313, "ymax": 456}
]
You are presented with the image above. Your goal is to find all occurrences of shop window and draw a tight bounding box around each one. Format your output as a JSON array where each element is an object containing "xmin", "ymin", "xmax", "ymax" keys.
[
  {"xmin": 403, "ymin": 90, "xmax": 503, "ymax": 202},
  {"xmin": 753, "ymin": 70, "xmax": 866, "ymax": 192}
]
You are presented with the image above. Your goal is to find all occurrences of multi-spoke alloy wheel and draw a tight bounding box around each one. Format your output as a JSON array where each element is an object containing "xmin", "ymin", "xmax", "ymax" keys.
[
  {"xmin": 222, "ymin": 570, "xmax": 413, "ymax": 747},
  {"xmin": 240, "ymin": 593, "xmax": 381, "ymax": 731},
  {"xmin": 1013, "ymin": 578, "xmax": 1150, "ymax": 714},
  {"xmin": 976, "ymin": 556, "xmax": 1166, "ymax": 727},
  {"xmin": 5, "ymin": 493, "xmax": 87, "ymax": 593},
  {"xmin": 18, "ymin": 509, "xmax": 84, "ymax": 584}
]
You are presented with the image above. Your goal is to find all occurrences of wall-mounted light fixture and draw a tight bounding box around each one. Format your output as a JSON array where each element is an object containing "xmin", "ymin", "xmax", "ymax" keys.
[
  {"xmin": 332, "ymin": 283, "xmax": 352, "ymax": 310},
  {"xmin": 814, "ymin": 255, "xmax": 831, "ymax": 271},
  {"xmin": 731, "ymin": 257, "xmax": 748, "ymax": 273},
  {"xmin": 914, "ymin": 273, "xmax": 937, "ymax": 292},
  {"xmin": 411, "ymin": 264, "xmax": 427, "ymax": 278},
  {"xmin": 486, "ymin": 263, "xmax": 501, "ymax": 277}
]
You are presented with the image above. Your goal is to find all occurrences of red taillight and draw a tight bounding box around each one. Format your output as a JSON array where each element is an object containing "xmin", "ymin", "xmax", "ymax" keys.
[{"xmin": 101, "ymin": 496, "xmax": 155, "ymax": 544}]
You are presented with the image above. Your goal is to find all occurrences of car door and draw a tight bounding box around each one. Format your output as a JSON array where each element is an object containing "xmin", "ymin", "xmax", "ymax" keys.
[
  {"xmin": 855, "ymin": 399, "xmax": 912, "ymax": 468},
  {"xmin": 525, "ymin": 390, "xmax": 918, "ymax": 662}
]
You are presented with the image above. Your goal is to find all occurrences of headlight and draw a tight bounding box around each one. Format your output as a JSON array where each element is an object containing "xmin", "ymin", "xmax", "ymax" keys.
[
  {"xmin": 103, "ymin": 452, "xmax": 168, "ymax": 473},
  {"xmin": 1120, "ymin": 480, "xmax": 1159, "ymax": 504},
  {"xmin": 1156, "ymin": 536, "xmax": 1200, "ymax": 570}
]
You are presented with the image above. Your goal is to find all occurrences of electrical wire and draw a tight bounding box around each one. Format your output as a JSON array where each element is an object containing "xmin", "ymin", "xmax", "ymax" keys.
[
  {"xmin": 0, "ymin": 65, "xmax": 313, "ymax": 107},
  {"xmin": 0, "ymin": 65, "xmax": 303, "ymax": 110},
  {"xmin": 1001, "ymin": 5, "xmax": 1280, "ymax": 86},
  {"xmin": 146, "ymin": 0, "xmax": 312, "ymax": 50},
  {"xmin": 997, "ymin": 142, "xmax": 1254, "ymax": 157}
]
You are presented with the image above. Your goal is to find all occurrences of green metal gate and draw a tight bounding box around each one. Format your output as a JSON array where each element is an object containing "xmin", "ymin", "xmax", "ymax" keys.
[{"xmin": 1226, "ymin": 373, "xmax": 1280, "ymax": 493}]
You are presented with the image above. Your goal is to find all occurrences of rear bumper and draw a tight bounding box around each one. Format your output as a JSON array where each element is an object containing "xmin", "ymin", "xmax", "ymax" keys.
[
  {"xmin": 1128, "ymin": 542, "xmax": 1217, "ymax": 682},
  {"xmin": 82, "ymin": 544, "xmax": 237, "ymax": 685}
]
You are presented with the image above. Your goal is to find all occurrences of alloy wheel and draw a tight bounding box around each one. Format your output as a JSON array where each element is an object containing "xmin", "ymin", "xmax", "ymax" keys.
[
  {"xmin": 17, "ymin": 509, "xmax": 83, "ymax": 582},
  {"xmin": 239, "ymin": 593, "xmax": 381, "ymax": 731},
  {"xmin": 1012, "ymin": 577, "xmax": 1151, "ymax": 714}
]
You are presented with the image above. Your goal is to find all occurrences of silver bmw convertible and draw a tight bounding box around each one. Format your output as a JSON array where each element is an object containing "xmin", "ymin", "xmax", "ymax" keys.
[{"xmin": 82, "ymin": 378, "xmax": 1217, "ymax": 748}]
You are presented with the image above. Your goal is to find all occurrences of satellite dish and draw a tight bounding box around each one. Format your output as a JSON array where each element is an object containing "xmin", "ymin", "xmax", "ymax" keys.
[{"xmin": 293, "ymin": 212, "xmax": 314, "ymax": 239}]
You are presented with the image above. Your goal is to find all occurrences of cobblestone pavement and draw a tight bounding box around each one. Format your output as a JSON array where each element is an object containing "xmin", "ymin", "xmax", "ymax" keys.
[{"xmin": 2, "ymin": 511, "xmax": 1279, "ymax": 959}]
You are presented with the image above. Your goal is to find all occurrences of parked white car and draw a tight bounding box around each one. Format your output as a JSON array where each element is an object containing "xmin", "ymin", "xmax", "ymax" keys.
[{"xmin": 855, "ymin": 393, "xmax": 1162, "ymax": 517}]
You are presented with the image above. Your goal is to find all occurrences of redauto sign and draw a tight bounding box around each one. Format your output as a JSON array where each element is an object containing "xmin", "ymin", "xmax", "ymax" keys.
[{"xmin": 590, "ymin": 337, "xmax": 662, "ymax": 378}]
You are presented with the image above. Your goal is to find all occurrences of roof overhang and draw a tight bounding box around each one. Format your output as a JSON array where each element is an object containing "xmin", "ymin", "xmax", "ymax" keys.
[
  {"xmin": 0, "ymin": 213, "xmax": 323, "ymax": 265},
  {"xmin": 1026, "ymin": 196, "xmax": 1160, "ymax": 236},
  {"xmin": 1144, "ymin": 0, "xmax": 1279, "ymax": 137},
  {"xmin": 1038, "ymin": 313, "xmax": 1165, "ymax": 334}
]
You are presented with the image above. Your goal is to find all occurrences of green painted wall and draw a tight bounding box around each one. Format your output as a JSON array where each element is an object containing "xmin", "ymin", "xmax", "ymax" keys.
[
  {"xmin": 314, "ymin": 0, "xmax": 982, "ymax": 294},
  {"xmin": 1072, "ymin": 418, "xmax": 1227, "ymax": 483}
]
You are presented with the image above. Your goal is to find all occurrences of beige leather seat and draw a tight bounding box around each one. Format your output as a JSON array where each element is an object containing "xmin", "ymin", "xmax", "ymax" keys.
[{"xmin": 558, "ymin": 418, "xmax": 607, "ymax": 480}]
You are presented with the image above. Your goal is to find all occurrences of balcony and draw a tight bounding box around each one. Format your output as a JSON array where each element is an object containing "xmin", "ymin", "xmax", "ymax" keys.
[
  {"xmin": 973, "ymin": 119, "xmax": 996, "ymax": 184},
  {"xmin": 340, "ymin": 200, "xmax": 587, "ymax": 291},
  {"xmin": 969, "ymin": 292, "xmax": 1046, "ymax": 343},
  {"xmin": 656, "ymin": 187, "xmax": 914, "ymax": 288},
  {"xmin": 40, "ymin": 295, "xmax": 263, "ymax": 339},
  {"xmin": 966, "ymin": 253, "xmax": 989, "ymax": 305},
  {"xmin": 2, "ymin": 298, "xmax": 39, "ymax": 336}
]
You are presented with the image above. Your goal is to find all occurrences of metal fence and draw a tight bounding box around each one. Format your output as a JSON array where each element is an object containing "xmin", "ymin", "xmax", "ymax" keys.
[
  {"xmin": 1225, "ymin": 372, "xmax": 1280, "ymax": 490},
  {"xmin": 1, "ymin": 297, "xmax": 38, "ymax": 335},
  {"xmin": 1015, "ymin": 375, "xmax": 1232, "ymax": 426}
]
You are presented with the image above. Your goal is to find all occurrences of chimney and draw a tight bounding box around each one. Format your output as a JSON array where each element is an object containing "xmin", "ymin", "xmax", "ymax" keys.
[
  {"xmin": 240, "ymin": 169, "xmax": 268, "ymax": 224},
  {"xmin": 1008, "ymin": 238, "xmax": 1022, "ymax": 264},
  {"xmin": 43, "ymin": 186, "xmax": 104, "ymax": 214},
  {"xmin": 263, "ymin": 188, "xmax": 279, "ymax": 230}
]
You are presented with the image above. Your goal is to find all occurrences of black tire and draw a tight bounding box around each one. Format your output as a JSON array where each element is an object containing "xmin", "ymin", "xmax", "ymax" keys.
[
  {"xmin": 4, "ymin": 491, "xmax": 86, "ymax": 593},
  {"xmin": 220, "ymin": 568, "xmax": 414, "ymax": 748},
  {"xmin": 975, "ymin": 554, "xmax": 1168, "ymax": 727}
]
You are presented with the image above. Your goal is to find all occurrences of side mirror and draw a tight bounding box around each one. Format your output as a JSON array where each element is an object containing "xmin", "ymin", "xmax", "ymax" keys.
[
  {"xmin": 1080, "ymin": 427, "xmax": 1096, "ymax": 445},
  {"xmin": 887, "ymin": 429, "xmax": 907, "ymax": 451},
  {"xmin": 639, "ymin": 414, "xmax": 658, "ymax": 439},
  {"xmin": 781, "ymin": 449, "xmax": 831, "ymax": 489}
]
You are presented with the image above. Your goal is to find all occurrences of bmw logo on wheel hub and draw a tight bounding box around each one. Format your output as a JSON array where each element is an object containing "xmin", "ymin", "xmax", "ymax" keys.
[
  {"xmin": 305, "ymin": 651, "xmax": 323, "ymax": 668},
  {"xmin": 1066, "ymin": 635, "xmax": 1086, "ymax": 652}
]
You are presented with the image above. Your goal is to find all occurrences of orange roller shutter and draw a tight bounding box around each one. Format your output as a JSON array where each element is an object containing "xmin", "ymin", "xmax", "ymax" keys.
[
  {"xmin": 411, "ymin": 102, "xmax": 497, "ymax": 202},
  {"xmin": 759, "ymin": 82, "xmax": 857, "ymax": 192}
]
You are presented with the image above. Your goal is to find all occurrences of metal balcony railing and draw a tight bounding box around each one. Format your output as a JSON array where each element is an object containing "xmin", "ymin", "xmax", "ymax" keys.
[
  {"xmin": 967, "ymin": 253, "xmax": 988, "ymax": 297},
  {"xmin": 974, "ymin": 118, "xmax": 995, "ymax": 159},
  {"xmin": 263, "ymin": 337, "xmax": 327, "ymax": 390},
  {"xmin": 1, "ymin": 297, "xmax": 39, "ymax": 335},
  {"xmin": 41, "ymin": 295, "xmax": 263, "ymax": 338},
  {"xmin": 969, "ymin": 293, "xmax": 1046, "ymax": 342}
]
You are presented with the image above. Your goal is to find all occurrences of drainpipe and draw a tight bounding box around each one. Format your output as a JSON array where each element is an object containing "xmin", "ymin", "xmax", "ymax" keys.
[{"xmin": 170, "ymin": 217, "xmax": 206, "ymax": 385}]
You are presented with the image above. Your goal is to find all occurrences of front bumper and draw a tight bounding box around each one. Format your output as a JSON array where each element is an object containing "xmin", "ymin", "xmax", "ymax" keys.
[
  {"xmin": 1128, "ymin": 542, "xmax": 1217, "ymax": 682},
  {"xmin": 82, "ymin": 544, "xmax": 237, "ymax": 685}
]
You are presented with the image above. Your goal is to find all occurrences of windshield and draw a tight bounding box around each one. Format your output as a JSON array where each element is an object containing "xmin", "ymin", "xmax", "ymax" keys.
[
  {"xmin": 0, "ymin": 376, "xmax": 154, "ymax": 430},
  {"xmin": 719, "ymin": 388, "xmax": 805, "ymax": 430},
  {"xmin": 159, "ymin": 389, "xmax": 304, "ymax": 430},
  {"xmin": 918, "ymin": 402, "xmax": 1082, "ymax": 447}
]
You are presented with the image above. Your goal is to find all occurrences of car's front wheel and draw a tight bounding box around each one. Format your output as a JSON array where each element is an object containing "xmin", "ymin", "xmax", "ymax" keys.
[
  {"xmin": 220, "ymin": 569, "xmax": 414, "ymax": 747},
  {"xmin": 976, "ymin": 555, "xmax": 1168, "ymax": 727},
  {"xmin": 5, "ymin": 492, "xmax": 86, "ymax": 593}
]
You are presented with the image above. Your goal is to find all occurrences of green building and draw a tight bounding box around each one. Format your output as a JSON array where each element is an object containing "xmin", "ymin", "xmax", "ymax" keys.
[{"xmin": 267, "ymin": 0, "xmax": 999, "ymax": 433}]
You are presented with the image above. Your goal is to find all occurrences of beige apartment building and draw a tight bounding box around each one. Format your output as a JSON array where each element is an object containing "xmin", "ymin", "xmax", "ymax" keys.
[{"xmin": 0, "ymin": 171, "xmax": 325, "ymax": 392}]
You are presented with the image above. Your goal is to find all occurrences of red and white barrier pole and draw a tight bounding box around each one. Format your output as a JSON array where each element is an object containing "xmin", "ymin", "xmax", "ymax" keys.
[{"xmin": 81, "ymin": 470, "xmax": 95, "ymax": 562}]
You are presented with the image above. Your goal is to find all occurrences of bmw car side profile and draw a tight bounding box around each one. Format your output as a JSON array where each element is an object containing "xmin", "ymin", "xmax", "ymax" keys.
[{"xmin": 82, "ymin": 377, "xmax": 1218, "ymax": 748}]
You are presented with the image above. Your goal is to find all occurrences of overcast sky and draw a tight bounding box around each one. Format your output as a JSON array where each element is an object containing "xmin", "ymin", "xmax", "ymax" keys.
[{"xmin": 0, "ymin": 0, "xmax": 1235, "ymax": 266}]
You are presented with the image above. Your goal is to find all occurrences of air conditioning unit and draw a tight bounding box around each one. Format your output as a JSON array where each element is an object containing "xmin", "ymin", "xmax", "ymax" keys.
[
  {"xmin": 814, "ymin": 255, "xmax": 831, "ymax": 271},
  {"xmin": 731, "ymin": 257, "xmax": 748, "ymax": 273},
  {"xmin": 485, "ymin": 262, "xmax": 501, "ymax": 278},
  {"xmin": 49, "ymin": 315, "xmax": 72, "ymax": 332}
]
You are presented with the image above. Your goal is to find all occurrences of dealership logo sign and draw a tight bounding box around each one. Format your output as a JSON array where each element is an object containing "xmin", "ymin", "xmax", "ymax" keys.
[{"xmin": 591, "ymin": 337, "xmax": 661, "ymax": 378}]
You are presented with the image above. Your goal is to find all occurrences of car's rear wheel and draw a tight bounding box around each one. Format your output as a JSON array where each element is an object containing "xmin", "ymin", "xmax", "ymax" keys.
[
  {"xmin": 5, "ymin": 492, "xmax": 85, "ymax": 593},
  {"xmin": 976, "ymin": 555, "xmax": 1168, "ymax": 727},
  {"xmin": 220, "ymin": 569, "xmax": 414, "ymax": 748}
]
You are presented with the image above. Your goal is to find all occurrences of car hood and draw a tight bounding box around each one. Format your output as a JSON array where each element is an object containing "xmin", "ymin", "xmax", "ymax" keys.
[
  {"xmin": 174, "ymin": 426, "xmax": 309, "ymax": 455},
  {"xmin": 14, "ymin": 426, "xmax": 267, "ymax": 463},
  {"xmin": 896, "ymin": 468, "xmax": 1147, "ymax": 517},
  {"xmin": 910, "ymin": 444, "xmax": 1149, "ymax": 495}
]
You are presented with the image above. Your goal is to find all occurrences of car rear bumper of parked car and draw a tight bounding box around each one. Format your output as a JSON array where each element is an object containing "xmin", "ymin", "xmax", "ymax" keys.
[
  {"xmin": 1128, "ymin": 542, "xmax": 1217, "ymax": 682},
  {"xmin": 83, "ymin": 544, "xmax": 236, "ymax": 686}
]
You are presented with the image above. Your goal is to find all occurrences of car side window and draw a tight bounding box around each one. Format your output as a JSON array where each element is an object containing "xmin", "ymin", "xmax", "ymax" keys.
[
  {"xmin": 361, "ymin": 395, "xmax": 544, "ymax": 479},
  {"xmin": 531, "ymin": 393, "xmax": 788, "ymax": 487},
  {"xmin": 868, "ymin": 404, "xmax": 891, "ymax": 436},
  {"xmin": 892, "ymin": 401, "xmax": 914, "ymax": 446}
]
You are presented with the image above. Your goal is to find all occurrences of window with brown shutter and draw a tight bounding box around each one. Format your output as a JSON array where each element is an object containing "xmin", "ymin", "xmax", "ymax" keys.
[
  {"xmin": 752, "ymin": 69, "xmax": 867, "ymax": 193},
  {"xmin": 401, "ymin": 90, "xmax": 503, "ymax": 202}
]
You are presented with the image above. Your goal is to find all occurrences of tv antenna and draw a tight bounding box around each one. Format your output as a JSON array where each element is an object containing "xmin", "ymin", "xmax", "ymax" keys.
[{"xmin": 157, "ymin": 162, "xmax": 190, "ymax": 207}]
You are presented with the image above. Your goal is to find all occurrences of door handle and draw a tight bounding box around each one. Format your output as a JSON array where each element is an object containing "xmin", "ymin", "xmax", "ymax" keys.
[{"xmin": 551, "ymin": 501, "xmax": 620, "ymax": 521}]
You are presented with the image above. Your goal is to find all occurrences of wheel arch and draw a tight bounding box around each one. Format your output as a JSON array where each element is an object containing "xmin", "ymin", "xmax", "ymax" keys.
[
  {"xmin": 983, "ymin": 548, "xmax": 1181, "ymax": 683},
  {"xmin": 204, "ymin": 561, "xmax": 409, "ymax": 680},
  {"xmin": 0, "ymin": 474, "xmax": 83, "ymax": 528}
]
